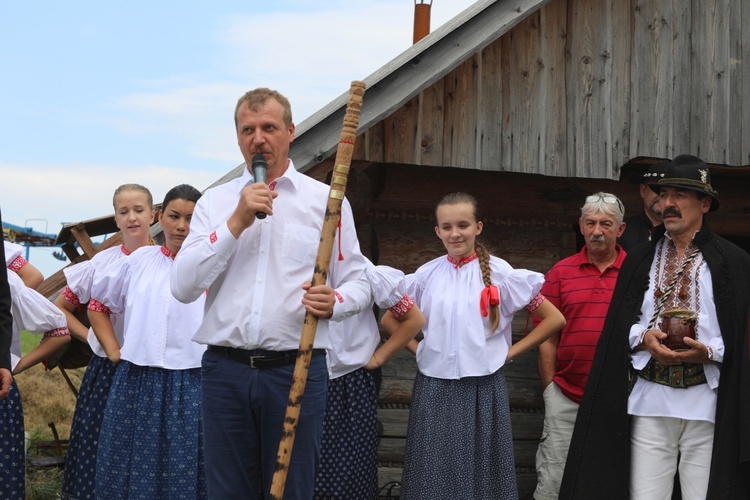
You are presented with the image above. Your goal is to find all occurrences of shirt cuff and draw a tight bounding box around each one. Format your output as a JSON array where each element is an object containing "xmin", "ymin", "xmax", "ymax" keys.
[
  {"xmin": 88, "ymin": 299, "xmax": 111, "ymax": 316},
  {"xmin": 61, "ymin": 286, "xmax": 81, "ymax": 307},
  {"xmin": 705, "ymin": 337, "xmax": 724, "ymax": 363},
  {"xmin": 210, "ymin": 222, "xmax": 240, "ymax": 259},
  {"xmin": 388, "ymin": 295, "xmax": 415, "ymax": 319},
  {"xmin": 629, "ymin": 324, "xmax": 646, "ymax": 350}
]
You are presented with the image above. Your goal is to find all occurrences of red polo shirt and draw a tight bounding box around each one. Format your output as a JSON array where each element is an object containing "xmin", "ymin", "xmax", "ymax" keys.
[{"xmin": 536, "ymin": 245, "xmax": 626, "ymax": 404}]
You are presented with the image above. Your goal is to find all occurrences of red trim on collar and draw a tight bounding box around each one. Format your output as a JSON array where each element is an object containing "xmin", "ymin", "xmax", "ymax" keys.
[
  {"xmin": 161, "ymin": 244, "xmax": 176, "ymax": 259},
  {"xmin": 447, "ymin": 253, "xmax": 478, "ymax": 269},
  {"xmin": 120, "ymin": 244, "xmax": 131, "ymax": 256}
]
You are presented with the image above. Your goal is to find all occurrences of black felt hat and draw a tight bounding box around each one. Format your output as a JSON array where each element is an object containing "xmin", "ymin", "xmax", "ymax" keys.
[
  {"xmin": 650, "ymin": 154, "xmax": 719, "ymax": 212},
  {"xmin": 628, "ymin": 161, "xmax": 669, "ymax": 184}
]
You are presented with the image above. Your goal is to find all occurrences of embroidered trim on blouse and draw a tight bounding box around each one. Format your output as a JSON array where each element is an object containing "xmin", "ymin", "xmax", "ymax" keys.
[
  {"xmin": 446, "ymin": 253, "xmax": 478, "ymax": 269},
  {"xmin": 210, "ymin": 231, "xmax": 218, "ymax": 244},
  {"xmin": 88, "ymin": 299, "xmax": 111, "ymax": 316},
  {"xmin": 389, "ymin": 294, "xmax": 416, "ymax": 319},
  {"xmin": 8, "ymin": 255, "xmax": 28, "ymax": 272},
  {"xmin": 161, "ymin": 244, "xmax": 175, "ymax": 259},
  {"xmin": 43, "ymin": 326, "xmax": 70, "ymax": 338},
  {"xmin": 120, "ymin": 244, "xmax": 131, "ymax": 256},
  {"xmin": 61, "ymin": 286, "xmax": 80, "ymax": 307},
  {"xmin": 525, "ymin": 292, "xmax": 545, "ymax": 312}
]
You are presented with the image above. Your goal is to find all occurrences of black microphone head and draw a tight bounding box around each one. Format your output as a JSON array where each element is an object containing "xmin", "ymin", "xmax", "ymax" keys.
[{"xmin": 251, "ymin": 153, "xmax": 267, "ymax": 184}]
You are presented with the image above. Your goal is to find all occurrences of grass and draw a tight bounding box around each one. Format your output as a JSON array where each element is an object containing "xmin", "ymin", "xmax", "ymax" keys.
[{"xmin": 17, "ymin": 330, "xmax": 85, "ymax": 499}]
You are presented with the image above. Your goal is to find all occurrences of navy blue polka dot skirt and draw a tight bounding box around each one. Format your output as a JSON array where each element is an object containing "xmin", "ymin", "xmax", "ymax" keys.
[
  {"xmin": 313, "ymin": 367, "xmax": 379, "ymax": 500},
  {"xmin": 0, "ymin": 380, "xmax": 25, "ymax": 500},
  {"xmin": 400, "ymin": 368, "xmax": 518, "ymax": 500},
  {"xmin": 95, "ymin": 361, "xmax": 207, "ymax": 499},
  {"xmin": 62, "ymin": 354, "xmax": 117, "ymax": 499}
]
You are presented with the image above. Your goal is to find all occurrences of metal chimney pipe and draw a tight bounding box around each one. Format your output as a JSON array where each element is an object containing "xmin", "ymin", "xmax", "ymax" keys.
[{"xmin": 413, "ymin": 0, "xmax": 432, "ymax": 44}]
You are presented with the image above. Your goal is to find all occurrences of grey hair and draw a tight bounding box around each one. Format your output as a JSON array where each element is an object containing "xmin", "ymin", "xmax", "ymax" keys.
[{"xmin": 580, "ymin": 192, "xmax": 625, "ymax": 225}]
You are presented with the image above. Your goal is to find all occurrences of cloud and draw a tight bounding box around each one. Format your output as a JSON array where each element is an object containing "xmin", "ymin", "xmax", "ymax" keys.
[{"xmin": 0, "ymin": 161, "xmax": 222, "ymax": 232}]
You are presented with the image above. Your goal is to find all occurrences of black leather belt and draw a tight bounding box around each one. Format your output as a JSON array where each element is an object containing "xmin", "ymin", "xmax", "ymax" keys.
[{"xmin": 207, "ymin": 345, "xmax": 325, "ymax": 369}]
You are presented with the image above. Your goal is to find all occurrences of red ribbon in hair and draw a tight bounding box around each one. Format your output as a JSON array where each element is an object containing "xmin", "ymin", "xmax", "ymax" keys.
[{"xmin": 480, "ymin": 285, "xmax": 500, "ymax": 317}]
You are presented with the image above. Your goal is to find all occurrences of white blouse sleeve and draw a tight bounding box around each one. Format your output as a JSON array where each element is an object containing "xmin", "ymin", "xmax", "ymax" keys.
[
  {"xmin": 495, "ymin": 265, "xmax": 545, "ymax": 316},
  {"xmin": 366, "ymin": 264, "xmax": 407, "ymax": 309},
  {"xmin": 4, "ymin": 241, "xmax": 23, "ymax": 267},
  {"xmin": 90, "ymin": 257, "xmax": 131, "ymax": 315},
  {"xmin": 8, "ymin": 271, "xmax": 68, "ymax": 335},
  {"xmin": 63, "ymin": 260, "xmax": 95, "ymax": 304}
]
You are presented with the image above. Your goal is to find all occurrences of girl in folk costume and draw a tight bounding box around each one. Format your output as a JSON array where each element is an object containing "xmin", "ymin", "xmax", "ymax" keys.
[
  {"xmin": 399, "ymin": 192, "xmax": 565, "ymax": 500},
  {"xmin": 314, "ymin": 260, "xmax": 425, "ymax": 499},
  {"xmin": 1, "ymin": 270, "xmax": 70, "ymax": 498},
  {"xmin": 4, "ymin": 240, "xmax": 44, "ymax": 289},
  {"xmin": 89, "ymin": 184, "xmax": 207, "ymax": 498},
  {"xmin": 60, "ymin": 183, "xmax": 155, "ymax": 500}
]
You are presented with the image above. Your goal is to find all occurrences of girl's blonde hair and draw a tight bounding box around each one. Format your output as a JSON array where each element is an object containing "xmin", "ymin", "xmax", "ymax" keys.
[
  {"xmin": 113, "ymin": 183, "xmax": 153, "ymax": 208},
  {"xmin": 436, "ymin": 192, "xmax": 500, "ymax": 331}
]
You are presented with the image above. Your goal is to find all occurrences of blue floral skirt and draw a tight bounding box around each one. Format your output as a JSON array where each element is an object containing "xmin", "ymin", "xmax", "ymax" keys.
[
  {"xmin": 0, "ymin": 381, "xmax": 25, "ymax": 500},
  {"xmin": 95, "ymin": 361, "xmax": 206, "ymax": 499},
  {"xmin": 313, "ymin": 368, "xmax": 379, "ymax": 500},
  {"xmin": 400, "ymin": 368, "xmax": 518, "ymax": 500},
  {"xmin": 62, "ymin": 354, "xmax": 117, "ymax": 499}
]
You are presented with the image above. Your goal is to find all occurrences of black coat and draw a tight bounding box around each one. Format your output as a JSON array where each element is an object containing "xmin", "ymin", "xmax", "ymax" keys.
[
  {"xmin": 559, "ymin": 222, "xmax": 750, "ymax": 499},
  {"xmin": 0, "ymin": 209, "xmax": 14, "ymax": 371}
]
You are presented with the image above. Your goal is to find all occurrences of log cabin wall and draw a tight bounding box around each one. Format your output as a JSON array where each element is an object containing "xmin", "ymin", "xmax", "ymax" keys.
[{"xmin": 353, "ymin": 0, "xmax": 750, "ymax": 178}]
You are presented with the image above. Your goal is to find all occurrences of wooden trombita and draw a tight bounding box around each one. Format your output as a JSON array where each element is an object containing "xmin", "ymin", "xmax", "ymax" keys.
[{"xmin": 269, "ymin": 80, "xmax": 367, "ymax": 499}]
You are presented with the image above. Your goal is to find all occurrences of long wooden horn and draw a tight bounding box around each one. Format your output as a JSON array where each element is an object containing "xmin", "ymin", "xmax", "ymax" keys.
[{"xmin": 269, "ymin": 80, "xmax": 366, "ymax": 499}]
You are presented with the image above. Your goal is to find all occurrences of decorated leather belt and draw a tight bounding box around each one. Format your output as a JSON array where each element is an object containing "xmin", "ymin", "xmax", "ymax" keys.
[
  {"xmin": 207, "ymin": 345, "xmax": 325, "ymax": 369},
  {"xmin": 636, "ymin": 359, "xmax": 707, "ymax": 388}
]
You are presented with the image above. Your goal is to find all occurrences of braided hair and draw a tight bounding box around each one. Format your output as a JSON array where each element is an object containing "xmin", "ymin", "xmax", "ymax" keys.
[{"xmin": 436, "ymin": 193, "xmax": 500, "ymax": 331}]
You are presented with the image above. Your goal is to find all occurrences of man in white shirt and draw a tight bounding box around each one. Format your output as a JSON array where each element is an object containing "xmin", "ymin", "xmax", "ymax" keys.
[{"xmin": 171, "ymin": 88, "xmax": 370, "ymax": 499}]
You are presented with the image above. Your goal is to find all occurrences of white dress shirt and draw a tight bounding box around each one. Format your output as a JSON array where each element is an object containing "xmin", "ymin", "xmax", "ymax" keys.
[
  {"xmin": 63, "ymin": 245, "xmax": 128, "ymax": 358},
  {"xmin": 92, "ymin": 245, "xmax": 206, "ymax": 370},
  {"xmin": 8, "ymin": 271, "xmax": 69, "ymax": 370},
  {"xmin": 406, "ymin": 255, "xmax": 544, "ymax": 380},
  {"xmin": 327, "ymin": 262, "xmax": 410, "ymax": 379},
  {"xmin": 170, "ymin": 161, "xmax": 370, "ymax": 352},
  {"xmin": 628, "ymin": 236, "xmax": 721, "ymax": 423}
]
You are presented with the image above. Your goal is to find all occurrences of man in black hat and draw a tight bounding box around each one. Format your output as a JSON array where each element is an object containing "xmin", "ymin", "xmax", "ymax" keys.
[
  {"xmin": 617, "ymin": 162, "xmax": 668, "ymax": 251},
  {"xmin": 560, "ymin": 154, "xmax": 750, "ymax": 499}
]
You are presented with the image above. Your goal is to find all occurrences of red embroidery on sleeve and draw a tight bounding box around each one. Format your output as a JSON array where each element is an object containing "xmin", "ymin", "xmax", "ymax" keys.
[
  {"xmin": 525, "ymin": 292, "xmax": 545, "ymax": 312},
  {"xmin": 334, "ymin": 291, "xmax": 344, "ymax": 304},
  {"xmin": 389, "ymin": 295, "xmax": 416, "ymax": 319},
  {"xmin": 8, "ymin": 255, "xmax": 28, "ymax": 272},
  {"xmin": 43, "ymin": 326, "xmax": 70, "ymax": 338},
  {"xmin": 61, "ymin": 286, "xmax": 81, "ymax": 307},
  {"xmin": 210, "ymin": 231, "xmax": 218, "ymax": 244},
  {"xmin": 88, "ymin": 299, "xmax": 112, "ymax": 316}
]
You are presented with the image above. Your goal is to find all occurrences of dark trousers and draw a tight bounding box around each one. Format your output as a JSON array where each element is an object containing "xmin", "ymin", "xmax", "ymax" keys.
[{"xmin": 201, "ymin": 349, "xmax": 328, "ymax": 499}]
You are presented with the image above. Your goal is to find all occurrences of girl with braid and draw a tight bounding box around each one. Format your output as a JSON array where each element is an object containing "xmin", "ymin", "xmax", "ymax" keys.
[{"xmin": 399, "ymin": 192, "xmax": 565, "ymax": 500}]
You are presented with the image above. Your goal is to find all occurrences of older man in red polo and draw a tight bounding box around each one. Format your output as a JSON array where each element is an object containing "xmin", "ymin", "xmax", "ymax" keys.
[{"xmin": 534, "ymin": 192, "xmax": 626, "ymax": 500}]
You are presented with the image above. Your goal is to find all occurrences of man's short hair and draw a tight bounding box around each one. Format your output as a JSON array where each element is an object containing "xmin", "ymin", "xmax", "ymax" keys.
[
  {"xmin": 581, "ymin": 192, "xmax": 625, "ymax": 225},
  {"xmin": 234, "ymin": 88, "xmax": 293, "ymax": 129}
]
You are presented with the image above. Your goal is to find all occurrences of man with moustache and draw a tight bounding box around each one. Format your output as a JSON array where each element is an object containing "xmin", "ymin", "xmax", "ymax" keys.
[
  {"xmin": 560, "ymin": 155, "xmax": 750, "ymax": 499},
  {"xmin": 618, "ymin": 161, "xmax": 668, "ymax": 251},
  {"xmin": 533, "ymin": 192, "xmax": 626, "ymax": 499}
]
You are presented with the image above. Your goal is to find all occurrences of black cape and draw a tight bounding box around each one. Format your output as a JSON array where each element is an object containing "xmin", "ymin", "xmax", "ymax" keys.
[
  {"xmin": 0, "ymin": 209, "xmax": 14, "ymax": 371},
  {"xmin": 559, "ymin": 222, "xmax": 750, "ymax": 499}
]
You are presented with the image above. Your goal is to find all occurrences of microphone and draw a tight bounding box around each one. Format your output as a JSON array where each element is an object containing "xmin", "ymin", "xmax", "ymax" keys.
[{"xmin": 251, "ymin": 153, "xmax": 268, "ymax": 219}]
